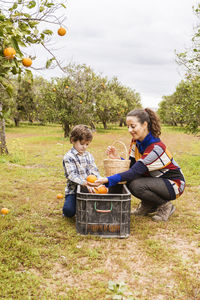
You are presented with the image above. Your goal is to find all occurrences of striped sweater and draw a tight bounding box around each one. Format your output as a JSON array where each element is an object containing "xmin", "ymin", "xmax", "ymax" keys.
[{"xmin": 107, "ymin": 133, "xmax": 185, "ymax": 199}]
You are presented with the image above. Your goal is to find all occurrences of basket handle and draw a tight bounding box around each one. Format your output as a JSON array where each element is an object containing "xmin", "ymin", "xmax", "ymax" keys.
[
  {"xmin": 111, "ymin": 140, "xmax": 129, "ymax": 160},
  {"xmin": 94, "ymin": 202, "xmax": 112, "ymax": 213}
]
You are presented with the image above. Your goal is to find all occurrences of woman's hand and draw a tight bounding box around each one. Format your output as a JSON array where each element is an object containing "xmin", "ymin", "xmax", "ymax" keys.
[
  {"xmin": 87, "ymin": 177, "xmax": 108, "ymax": 187},
  {"xmin": 106, "ymin": 146, "xmax": 120, "ymax": 159}
]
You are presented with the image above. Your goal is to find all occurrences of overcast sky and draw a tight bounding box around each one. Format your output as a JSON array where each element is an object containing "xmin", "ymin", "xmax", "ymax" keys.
[{"xmin": 34, "ymin": 0, "xmax": 198, "ymax": 108}]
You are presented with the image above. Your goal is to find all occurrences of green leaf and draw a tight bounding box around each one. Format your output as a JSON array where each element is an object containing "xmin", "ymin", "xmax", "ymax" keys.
[
  {"xmin": 61, "ymin": 4, "xmax": 66, "ymax": 8},
  {"xmin": 42, "ymin": 29, "xmax": 53, "ymax": 35},
  {"xmin": 27, "ymin": 1, "xmax": 36, "ymax": 9},
  {"xmin": 6, "ymin": 84, "xmax": 13, "ymax": 97},
  {"xmin": 45, "ymin": 58, "xmax": 55, "ymax": 69},
  {"xmin": 39, "ymin": 6, "xmax": 45, "ymax": 12},
  {"xmin": 9, "ymin": 2, "xmax": 18, "ymax": 11},
  {"xmin": 46, "ymin": 3, "xmax": 54, "ymax": 8},
  {"xmin": 34, "ymin": 29, "xmax": 39, "ymax": 35},
  {"xmin": 23, "ymin": 13, "xmax": 31, "ymax": 18},
  {"xmin": 0, "ymin": 14, "xmax": 5, "ymax": 21},
  {"xmin": 11, "ymin": 66, "xmax": 18, "ymax": 75},
  {"xmin": 11, "ymin": 37, "xmax": 23, "ymax": 56}
]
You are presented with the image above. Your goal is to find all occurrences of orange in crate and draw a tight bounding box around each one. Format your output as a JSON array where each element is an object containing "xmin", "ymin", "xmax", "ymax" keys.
[{"xmin": 94, "ymin": 185, "xmax": 108, "ymax": 194}]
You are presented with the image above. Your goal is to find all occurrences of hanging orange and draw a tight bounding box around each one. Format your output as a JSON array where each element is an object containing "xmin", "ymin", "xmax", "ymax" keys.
[
  {"xmin": 3, "ymin": 47, "xmax": 16, "ymax": 59},
  {"xmin": 22, "ymin": 58, "xmax": 32, "ymax": 67},
  {"xmin": 58, "ymin": 27, "xmax": 66, "ymax": 36},
  {"xmin": 57, "ymin": 193, "xmax": 64, "ymax": 199}
]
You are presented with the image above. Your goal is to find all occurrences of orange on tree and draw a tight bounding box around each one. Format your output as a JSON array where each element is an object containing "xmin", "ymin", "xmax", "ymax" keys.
[
  {"xmin": 94, "ymin": 185, "xmax": 108, "ymax": 194},
  {"xmin": 86, "ymin": 175, "xmax": 97, "ymax": 183},
  {"xmin": 1, "ymin": 208, "xmax": 9, "ymax": 215},
  {"xmin": 80, "ymin": 100, "xmax": 83, "ymax": 104},
  {"xmin": 57, "ymin": 193, "xmax": 64, "ymax": 199},
  {"xmin": 58, "ymin": 27, "xmax": 66, "ymax": 36},
  {"xmin": 22, "ymin": 57, "xmax": 32, "ymax": 67},
  {"xmin": 3, "ymin": 47, "xmax": 16, "ymax": 59}
]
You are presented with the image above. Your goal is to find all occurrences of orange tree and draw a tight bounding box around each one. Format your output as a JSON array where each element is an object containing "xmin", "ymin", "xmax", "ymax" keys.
[
  {"xmin": 39, "ymin": 64, "xmax": 110, "ymax": 137},
  {"xmin": 175, "ymin": 2, "xmax": 200, "ymax": 133},
  {"xmin": 158, "ymin": 77, "xmax": 200, "ymax": 132},
  {"xmin": 106, "ymin": 77, "xmax": 142, "ymax": 127},
  {"xmin": 0, "ymin": 0, "xmax": 67, "ymax": 154},
  {"xmin": 12, "ymin": 73, "xmax": 36, "ymax": 126}
]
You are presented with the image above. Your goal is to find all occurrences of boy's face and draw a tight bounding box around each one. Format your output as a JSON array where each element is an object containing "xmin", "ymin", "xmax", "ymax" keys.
[{"xmin": 72, "ymin": 139, "xmax": 91, "ymax": 155}]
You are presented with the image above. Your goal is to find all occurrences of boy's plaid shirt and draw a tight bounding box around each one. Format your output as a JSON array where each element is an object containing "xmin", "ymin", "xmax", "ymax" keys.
[{"xmin": 63, "ymin": 147, "xmax": 100, "ymax": 194}]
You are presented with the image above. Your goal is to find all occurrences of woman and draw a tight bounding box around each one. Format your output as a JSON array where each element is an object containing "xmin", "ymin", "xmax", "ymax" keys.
[{"xmin": 90, "ymin": 108, "xmax": 185, "ymax": 222}]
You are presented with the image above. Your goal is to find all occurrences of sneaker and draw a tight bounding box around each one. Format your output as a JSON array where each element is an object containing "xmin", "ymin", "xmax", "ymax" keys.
[
  {"xmin": 152, "ymin": 202, "xmax": 176, "ymax": 222},
  {"xmin": 131, "ymin": 201, "xmax": 157, "ymax": 216}
]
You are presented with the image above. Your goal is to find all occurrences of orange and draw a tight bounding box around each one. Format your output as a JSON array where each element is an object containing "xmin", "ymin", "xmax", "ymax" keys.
[
  {"xmin": 3, "ymin": 47, "xmax": 16, "ymax": 59},
  {"xmin": 65, "ymin": 85, "xmax": 69, "ymax": 88},
  {"xmin": 57, "ymin": 193, "xmax": 64, "ymax": 199},
  {"xmin": 86, "ymin": 175, "xmax": 97, "ymax": 183},
  {"xmin": 1, "ymin": 208, "xmax": 9, "ymax": 215},
  {"xmin": 94, "ymin": 185, "xmax": 108, "ymax": 194},
  {"xmin": 58, "ymin": 27, "xmax": 66, "ymax": 36},
  {"xmin": 22, "ymin": 58, "xmax": 32, "ymax": 67},
  {"xmin": 80, "ymin": 100, "xmax": 83, "ymax": 104}
]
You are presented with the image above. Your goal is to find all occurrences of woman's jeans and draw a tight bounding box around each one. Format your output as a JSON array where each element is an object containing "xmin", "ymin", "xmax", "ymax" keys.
[
  {"xmin": 63, "ymin": 194, "xmax": 76, "ymax": 217},
  {"xmin": 127, "ymin": 177, "xmax": 176, "ymax": 207}
]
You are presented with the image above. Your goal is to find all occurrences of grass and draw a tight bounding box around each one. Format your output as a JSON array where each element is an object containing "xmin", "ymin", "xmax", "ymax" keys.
[{"xmin": 0, "ymin": 123, "xmax": 200, "ymax": 299}]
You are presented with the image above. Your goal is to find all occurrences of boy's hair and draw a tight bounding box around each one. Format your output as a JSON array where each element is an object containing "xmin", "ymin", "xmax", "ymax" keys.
[{"xmin": 70, "ymin": 125, "xmax": 93, "ymax": 143}]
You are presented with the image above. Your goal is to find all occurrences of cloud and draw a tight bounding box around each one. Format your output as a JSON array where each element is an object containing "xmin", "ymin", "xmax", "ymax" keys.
[{"xmin": 33, "ymin": 0, "xmax": 198, "ymax": 108}]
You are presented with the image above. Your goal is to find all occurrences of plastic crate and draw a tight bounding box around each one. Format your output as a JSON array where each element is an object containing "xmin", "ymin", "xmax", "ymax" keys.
[{"xmin": 76, "ymin": 184, "xmax": 131, "ymax": 238}]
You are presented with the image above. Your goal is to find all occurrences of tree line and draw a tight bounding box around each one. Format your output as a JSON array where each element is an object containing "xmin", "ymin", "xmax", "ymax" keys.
[
  {"xmin": 4, "ymin": 64, "xmax": 141, "ymax": 137},
  {"xmin": 158, "ymin": 4, "xmax": 200, "ymax": 134}
]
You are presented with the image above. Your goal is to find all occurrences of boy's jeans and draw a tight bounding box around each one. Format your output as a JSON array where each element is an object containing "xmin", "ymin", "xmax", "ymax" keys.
[{"xmin": 63, "ymin": 194, "xmax": 76, "ymax": 217}]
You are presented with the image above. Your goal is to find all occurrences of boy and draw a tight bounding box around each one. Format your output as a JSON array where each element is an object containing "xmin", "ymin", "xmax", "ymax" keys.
[{"xmin": 62, "ymin": 124, "xmax": 100, "ymax": 217}]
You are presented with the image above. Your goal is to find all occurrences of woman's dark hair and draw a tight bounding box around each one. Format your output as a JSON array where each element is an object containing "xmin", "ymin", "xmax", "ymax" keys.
[
  {"xmin": 70, "ymin": 125, "xmax": 93, "ymax": 143},
  {"xmin": 126, "ymin": 108, "xmax": 161, "ymax": 137}
]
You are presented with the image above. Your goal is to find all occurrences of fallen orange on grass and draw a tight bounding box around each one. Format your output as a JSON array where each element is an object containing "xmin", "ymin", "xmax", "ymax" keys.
[
  {"xmin": 86, "ymin": 175, "xmax": 97, "ymax": 183},
  {"xmin": 58, "ymin": 27, "xmax": 66, "ymax": 36},
  {"xmin": 22, "ymin": 58, "xmax": 32, "ymax": 67},
  {"xmin": 3, "ymin": 47, "xmax": 16, "ymax": 59},
  {"xmin": 1, "ymin": 208, "xmax": 9, "ymax": 215},
  {"xmin": 57, "ymin": 193, "xmax": 64, "ymax": 199},
  {"xmin": 94, "ymin": 185, "xmax": 108, "ymax": 194}
]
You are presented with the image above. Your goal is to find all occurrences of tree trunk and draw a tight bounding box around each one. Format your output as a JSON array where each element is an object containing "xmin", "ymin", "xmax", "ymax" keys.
[
  {"xmin": 90, "ymin": 121, "xmax": 96, "ymax": 131},
  {"xmin": 119, "ymin": 118, "xmax": 123, "ymax": 127},
  {"xmin": 0, "ymin": 103, "xmax": 8, "ymax": 155},
  {"xmin": 14, "ymin": 117, "xmax": 20, "ymax": 127},
  {"xmin": 63, "ymin": 122, "xmax": 70, "ymax": 138},
  {"xmin": 102, "ymin": 120, "xmax": 107, "ymax": 129}
]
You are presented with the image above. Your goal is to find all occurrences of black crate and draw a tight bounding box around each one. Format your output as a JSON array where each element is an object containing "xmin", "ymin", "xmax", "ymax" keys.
[{"xmin": 76, "ymin": 184, "xmax": 131, "ymax": 238}]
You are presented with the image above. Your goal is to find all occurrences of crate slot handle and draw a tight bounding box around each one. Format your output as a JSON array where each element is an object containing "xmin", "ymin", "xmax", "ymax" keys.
[{"xmin": 94, "ymin": 202, "xmax": 112, "ymax": 213}]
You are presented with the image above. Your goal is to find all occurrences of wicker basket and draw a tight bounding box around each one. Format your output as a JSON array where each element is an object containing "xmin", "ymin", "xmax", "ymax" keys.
[{"xmin": 103, "ymin": 141, "xmax": 130, "ymax": 184}]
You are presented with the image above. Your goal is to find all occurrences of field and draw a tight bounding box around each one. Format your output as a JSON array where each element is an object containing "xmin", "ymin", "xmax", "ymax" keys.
[{"xmin": 0, "ymin": 124, "xmax": 200, "ymax": 300}]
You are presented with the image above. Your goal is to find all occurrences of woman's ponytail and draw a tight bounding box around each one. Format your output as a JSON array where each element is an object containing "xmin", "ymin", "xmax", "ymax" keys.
[{"xmin": 144, "ymin": 108, "xmax": 161, "ymax": 138}]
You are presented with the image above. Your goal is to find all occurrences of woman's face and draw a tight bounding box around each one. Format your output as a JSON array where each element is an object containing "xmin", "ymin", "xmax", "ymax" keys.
[{"xmin": 126, "ymin": 116, "xmax": 149, "ymax": 141}]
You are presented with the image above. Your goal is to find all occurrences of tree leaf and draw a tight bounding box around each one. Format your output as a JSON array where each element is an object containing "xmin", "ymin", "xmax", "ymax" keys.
[
  {"xmin": 27, "ymin": 1, "xmax": 36, "ymax": 9},
  {"xmin": 46, "ymin": 58, "xmax": 55, "ymax": 69}
]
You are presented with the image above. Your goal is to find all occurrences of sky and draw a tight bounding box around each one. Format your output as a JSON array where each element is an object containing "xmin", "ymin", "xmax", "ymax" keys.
[{"xmin": 33, "ymin": 0, "xmax": 199, "ymax": 108}]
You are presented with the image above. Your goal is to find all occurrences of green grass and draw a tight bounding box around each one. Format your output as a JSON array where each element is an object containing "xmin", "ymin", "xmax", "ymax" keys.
[{"xmin": 0, "ymin": 124, "xmax": 200, "ymax": 299}]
